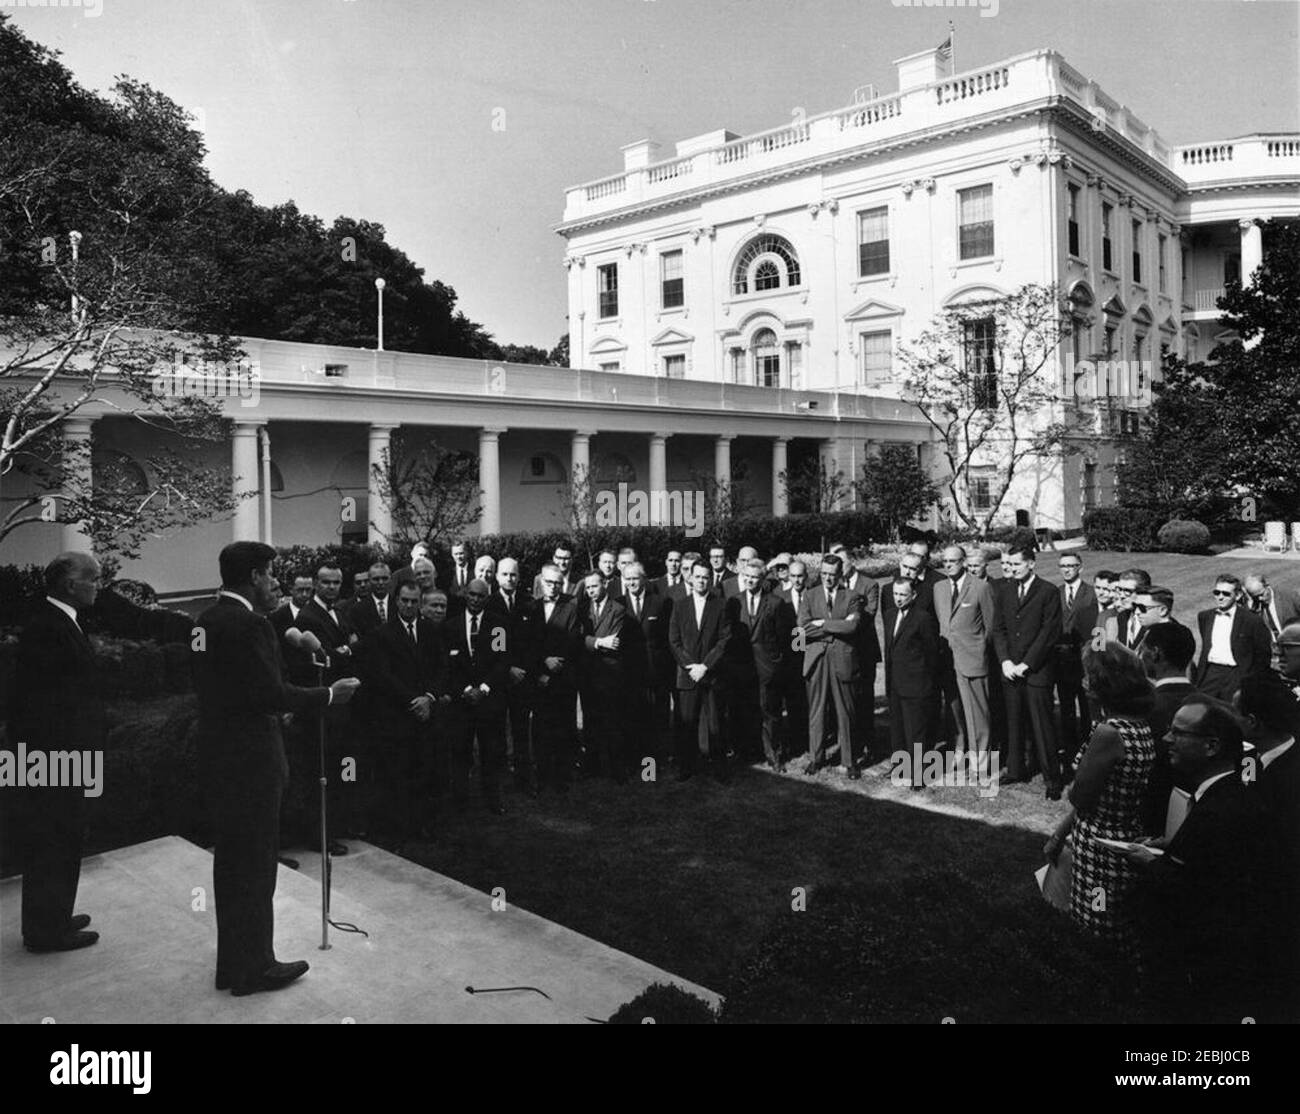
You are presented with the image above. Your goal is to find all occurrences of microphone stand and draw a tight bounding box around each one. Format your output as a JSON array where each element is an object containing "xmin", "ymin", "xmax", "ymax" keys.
[{"xmin": 311, "ymin": 651, "xmax": 332, "ymax": 952}]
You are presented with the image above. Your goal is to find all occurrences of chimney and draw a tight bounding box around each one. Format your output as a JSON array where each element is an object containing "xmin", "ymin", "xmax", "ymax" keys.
[{"xmin": 622, "ymin": 139, "xmax": 662, "ymax": 171}]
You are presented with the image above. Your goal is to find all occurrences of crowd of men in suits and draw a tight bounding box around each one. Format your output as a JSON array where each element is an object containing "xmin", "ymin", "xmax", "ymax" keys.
[
  {"xmin": 9, "ymin": 538, "xmax": 1298, "ymax": 1009},
  {"xmin": 262, "ymin": 535, "xmax": 1300, "ymax": 850}
]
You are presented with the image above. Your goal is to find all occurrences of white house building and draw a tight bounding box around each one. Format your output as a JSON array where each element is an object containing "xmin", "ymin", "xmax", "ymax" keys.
[
  {"xmin": 1, "ymin": 44, "xmax": 1295, "ymax": 597},
  {"xmin": 557, "ymin": 45, "xmax": 1300, "ymax": 533}
]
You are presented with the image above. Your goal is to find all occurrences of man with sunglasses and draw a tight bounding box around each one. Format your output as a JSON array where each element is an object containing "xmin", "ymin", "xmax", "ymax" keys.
[
  {"xmin": 1130, "ymin": 586, "xmax": 1180, "ymax": 651},
  {"xmin": 1113, "ymin": 568, "xmax": 1152, "ymax": 651},
  {"xmin": 1194, "ymin": 574, "xmax": 1272, "ymax": 702}
]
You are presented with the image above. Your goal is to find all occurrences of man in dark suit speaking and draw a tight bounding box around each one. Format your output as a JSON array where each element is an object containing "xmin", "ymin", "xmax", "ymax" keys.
[
  {"xmin": 8, "ymin": 551, "xmax": 106, "ymax": 953},
  {"xmin": 192, "ymin": 542, "xmax": 359, "ymax": 997}
]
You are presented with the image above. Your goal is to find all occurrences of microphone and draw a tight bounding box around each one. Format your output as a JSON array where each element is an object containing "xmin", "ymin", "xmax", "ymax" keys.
[{"xmin": 284, "ymin": 627, "xmax": 327, "ymax": 667}]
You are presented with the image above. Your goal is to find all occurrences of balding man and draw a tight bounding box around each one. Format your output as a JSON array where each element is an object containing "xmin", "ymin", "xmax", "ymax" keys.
[
  {"xmin": 8, "ymin": 552, "xmax": 106, "ymax": 952},
  {"xmin": 1244, "ymin": 574, "xmax": 1300, "ymax": 673},
  {"xmin": 934, "ymin": 545, "xmax": 995, "ymax": 761},
  {"xmin": 349, "ymin": 562, "xmax": 393, "ymax": 636},
  {"xmin": 723, "ymin": 546, "xmax": 758, "ymax": 599},
  {"xmin": 474, "ymin": 555, "xmax": 497, "ymax": 585}
]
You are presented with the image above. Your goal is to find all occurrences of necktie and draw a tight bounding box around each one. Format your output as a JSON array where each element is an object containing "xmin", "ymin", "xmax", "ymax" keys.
[
  {"xmin": 951, "ymin": 579, "xmax": 962, "ymax": 617},
  {"xmin": 469, "ymin": 614, "xmax": 479, "ymax": 658},
  {"xmin": 827, "ymin": 591, "xmax": 835, "ymax": 613},
  {"xmin": 1018, "ymin": 583, "xmax": 1026, "ymax": 604},
  {"xmin": 749, "ymin": 593, "xmax": 757, "ymax": 620},
  {"xmin": 379, "ymin": 598, "xmax": 387, "ymax": 621},
  {"xmin": 792, "ymin": 590, "xmax": 800, "ymax": 614},
  {"xmin": 406, "ymin": 621, "xmax": 417, "ymax": 645},
  {"xmin": 505, "ymin": 592, "xmax": 513, "ymax": 612},
  {"xmin": 894, "ymin": 607, "xmax": 906, "ymax": 641},
  {"xmin": 631, "ymin": 593, "xmax": 640, "ymax": 620},
  {"xmin": 1066, "ymin": 584, "xmax": 1075, "ymax": 609},
  {"xmin": 545, "ymin": 601, "xmax": 554, "ymax": 623}
]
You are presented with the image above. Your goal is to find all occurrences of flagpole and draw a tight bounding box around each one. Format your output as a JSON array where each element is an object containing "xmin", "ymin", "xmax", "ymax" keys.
[{"xmin": 949, "ymin": 20, "xmax": 956, "ymax": 74}]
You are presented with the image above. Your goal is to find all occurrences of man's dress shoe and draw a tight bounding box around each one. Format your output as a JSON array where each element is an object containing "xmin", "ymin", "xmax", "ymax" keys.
[
  {"xmin": 68, "ymin": 914, "xmax": 92, "ymax": 931},
  {"xmin": 25, "ymin": 929, "xmax": 99, "ymax": 953},
  {"xmin": 230, "ymin": 960, "xmax": 309, "ymax": 997}
]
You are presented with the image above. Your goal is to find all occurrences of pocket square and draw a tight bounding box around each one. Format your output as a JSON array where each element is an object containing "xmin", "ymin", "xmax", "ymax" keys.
[{"xmin": 449, "ymin": 649, "xmax": 461, "ymax": 656}]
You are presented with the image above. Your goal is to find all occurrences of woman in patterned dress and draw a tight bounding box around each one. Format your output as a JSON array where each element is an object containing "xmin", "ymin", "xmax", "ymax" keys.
[{"xmin": 1043, "ymin": 643, "xmax": 1156, "ymax": 958}]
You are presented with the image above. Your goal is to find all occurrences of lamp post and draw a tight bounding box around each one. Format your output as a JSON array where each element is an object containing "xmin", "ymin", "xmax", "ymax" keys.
[{"xmin": 375, "ymin": 277, "xmax": 385, "ymax": 351}]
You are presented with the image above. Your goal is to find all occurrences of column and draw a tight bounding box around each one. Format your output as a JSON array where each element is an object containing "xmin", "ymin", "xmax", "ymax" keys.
[
  {"xmin": 61, "ymin": 417, "xmax": 94, "ymax": 553},
  {"xmin": 571, "ymin": 429, "xmax": 595, "ymax": 525},
  {"xmin": 231, "ymin": 420, "xmax": 262, "ymax": 542},
  {"xmin": 258, "ymin": 426, "xmax": 274, "ymax": 547},
  {"xmin": 478, "ymin": 427, "xmax": 505, "ymax": 537},
  {"xmin": 714, "ymin": 433, "xmax": 734, "ymax": 488},
  {"xmin": 648, "ymin": 433, "xmax": 668, "ymax": 524},
  {"xmin": 367, "ymin": 423, "xmax": 397, "ymax": 546},
  {"xmin": 771, "ymin": 437, "xmax": 789, "ymax": 517},
  {"xmin": 820, "ymin": 438, "xmax": 841, "ymax": 512},
  {"xmin": 1239, "ymin": 217, "xmax": 1263, "ymax": 288}
]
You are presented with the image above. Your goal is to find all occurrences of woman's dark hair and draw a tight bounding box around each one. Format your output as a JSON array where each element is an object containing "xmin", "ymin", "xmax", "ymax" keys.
[{"xmin": 1082, "ymin": 642, "xmax": 1154, "ymax": 718}]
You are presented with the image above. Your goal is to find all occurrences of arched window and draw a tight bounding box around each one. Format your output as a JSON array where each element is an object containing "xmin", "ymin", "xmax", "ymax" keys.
[
  {"xmin": 733, "ymin": 235, "xmax": 801, "ymax": 295},
  {"xmin": 752, "ymin": 328, "xmax": 780, "ymax": 387}
]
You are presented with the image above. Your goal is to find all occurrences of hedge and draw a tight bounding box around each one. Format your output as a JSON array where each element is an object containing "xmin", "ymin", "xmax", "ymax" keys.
[
  {"xmin": 1156, "ymin": 518, "xmax": 1212, "ymax": 554},
  {"xmin": 1081, "ymin": 507, "xmax": 1163, "ymax": 552}
]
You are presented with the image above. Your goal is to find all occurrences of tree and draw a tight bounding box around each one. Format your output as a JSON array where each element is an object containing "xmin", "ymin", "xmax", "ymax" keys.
[
  {"xmin": 1, "ymin": 16, "xmax": 242, "ymax": 552},
  {"xmin": 779, "ymin": 456, "xmax": 850, "ymax": 514},
  {"xmin": 689, "ymin": 458, "xmax": 754, "ymax": 538},
  {"xmin": 551, "ymin": 461, "xmax": 600, "ymax": 569},
  {"xmin": 856, "ymin": 443, "xmax": 939, "ymax": 541},
  {"xmin": 896, "ymin": 283, "xmax": 1085, "ymax": 536},
  {"xmin": 370, "ymin": 432, "xmax": 483, "ymax": 550},
  {"xmin": 549, "ymin": 332, "xmax": 570, "ymax": 368}
]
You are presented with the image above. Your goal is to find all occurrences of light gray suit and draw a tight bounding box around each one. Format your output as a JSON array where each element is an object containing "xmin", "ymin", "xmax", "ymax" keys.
[{"xmin": 934, "ymin": 573, "xmax": 995, "ymax": 755}]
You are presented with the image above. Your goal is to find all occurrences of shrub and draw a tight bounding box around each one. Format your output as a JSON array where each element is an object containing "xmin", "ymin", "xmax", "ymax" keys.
[
  {"xmin": 1157, "ymin": 518, "xmax": 1212, "ymax": 554},
  {"xmin": 607, "ymin": 982, "xmax": 718, "ymax": 1024},
  {"xmin": 1082, "ymin": 507, "xmax": 1163, "ymax": 552},
  {"xmin": 0, "ymin": 563, "xmax": 47, "ymax": 627}
]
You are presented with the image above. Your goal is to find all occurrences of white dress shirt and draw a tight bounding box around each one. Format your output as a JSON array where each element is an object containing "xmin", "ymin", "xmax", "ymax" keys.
[
  {"xmin": 46, "ymin": 595, "xmax": 82, "ymax": 629},
  {"xmin": 1207, "ymin": 607, "xmax": 1238, "ymax": 666}
]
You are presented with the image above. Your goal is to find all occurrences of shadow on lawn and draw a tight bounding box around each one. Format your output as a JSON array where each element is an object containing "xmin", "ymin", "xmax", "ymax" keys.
[{"xmin": 392, "ymin": 766, "xmax": 1142, "ymax": 1024}]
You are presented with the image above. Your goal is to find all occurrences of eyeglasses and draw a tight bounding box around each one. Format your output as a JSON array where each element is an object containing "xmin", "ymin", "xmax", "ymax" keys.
[
  {"xmin": 941, "ymin": 558, "xmax": 962, "ymax": 565},
  {"xmin": 1211, "ymin": 589, "xmax": 1235, "ymax": 597},
  {"xmin": 1132, "ymin": 603, "xmax": 1154, "ymax": 613},
  {"xmin": 542, "ymin": 579, "xmax": 563, "ymax": 587},
  {"xmin": 1113, "ymin": 586, "xmax": 1135, "ymax": 595}
]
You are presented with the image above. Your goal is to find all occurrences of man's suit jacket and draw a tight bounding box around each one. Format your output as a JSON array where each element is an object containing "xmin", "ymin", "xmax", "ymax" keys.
[
  {"xmin": 448, "ymin": 565, "xmax": 473, "ymax": 597},
  {"xmin": 363, "ymin": 615, "xmax": 449, "ymax": 739},
  {"xmin": 843, "ymin": 570, "xmax": 883, "ymax": 666},
  {"xmin": 621, "ymin": 589, "xmax": 671, "ymax": 685},
  {"xmin": 934, "ymin": 574, "xmax": 995, "ymax": 678},
  {"xmin": 192, "ymin": 596, "xmax": 329, "ymax": 787},
  {"xmin": 486, "ymin": 588, "xmax": 534, "ymax": 672},
  {"xmin": 1258, "ymin": 741, "xmax": 1300, "ymax": 867},
  {"xmin": 652, "ymin": 574, "xmax": 686, "ymax": 598},
  {"xmin": 1114, "ymin": 609, "xmax": 1144, "ymax": 651},
  {"xmin": 269, "ymin": 601, "xmax": 302, "ymax": 639},
  {"xmin": 991, "ymin": 576, "xmax": 1063, "ymax": 687},
  {"xmin": 1195, "ymin": 606, "xmax": 1273, "ymax": 682},
  {"xmin": 710, "ymin": 568, "xmax": 736, "ymax": 595},
  {"xmin": 528, "ymin": 597, "xmax": 582, "ymax": 692},
  {"xmin": 1096, "ymin": 607, "xmax": 1121, "ymax": 650},
  {"xmin": 797, "ymin": 584, "xmax": 863, "ymax": 683},
  {"xmin": 444, "ymin": 609, "xmax": 510, "ymax": 714},
  {"xmin": 666, "ymin": 577, "xmax": 692, "ymax": 605},
  {"xmin": 1139, "ymin": 775, "xmax": 1296, "ymax": 1009},
  {"xmin": 668, "ymin": 592, "xmax": 732, "ymax": 690},
  {"xmin": 296, "ymin": 597, "xmax": 357, "ymax": 679},
  {"xmin": 1058, "ymin": 580, "xmax": 1100, "ymax": 659},
  {"xmin": 726, "ymin": 588, "xmax": 787, "ymax": 684},
  {"xmin": 777, "ymin": 585, "xmax": 810, "ymax": 680},
  {"xmin": 581, "ymin": 597, "xmax": 628, "ymax": 686},
  {"xmin": 9, "ymin": 601, "xmax": 106, "ymax": 754},
  {"xmin": 883, "ymin": 602, "xmax": 940, "ymax": 699},
  {"xmin": 348, "ymin": 593, "xmax": 391, "ymax": 637},
  {"xmin": 1251, "ymin": 587, "xmax": 1300, "ymax": 640},
  {"xmin": 1143, "ymin": 679, "xmax": 1201, "ymax": 836}
]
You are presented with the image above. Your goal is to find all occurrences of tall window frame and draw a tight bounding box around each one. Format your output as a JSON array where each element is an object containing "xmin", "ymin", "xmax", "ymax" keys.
[
  {"xmin": 597, "ymin": 262, "xmax": 619, "ymax": 318},
  {"xmin": 857, "ymin": 206, "xmax": 890, "ymax": 277},
  {"xmin": 958, "ymin": 184, "xmax": 995, "ymax": 260},
  {"xmin": 660, "ymin": 250, "xmax": 684, "ymax": 309}
]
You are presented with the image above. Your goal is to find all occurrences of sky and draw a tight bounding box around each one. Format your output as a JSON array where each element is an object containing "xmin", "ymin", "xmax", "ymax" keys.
[{"xmin": 11, "ymin": 0, "xmax": 1298, "ymax": 348}]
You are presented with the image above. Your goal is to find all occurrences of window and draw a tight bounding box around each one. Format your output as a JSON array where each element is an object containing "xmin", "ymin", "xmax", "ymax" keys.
[
  {"xmin": 1131, "ymin": 219, "xmax": 1142, "ymax": 284},
  {"xmin": 1157, "ymin": 234, "xmax": 1167, "ymax": 293},
  {"xmin": 730, "ymin": 349, "xmax": 745, "ymax": 383},
  {"xmin": 962, "ymin": 317, "xmax": 998, "ymax": 408},
  {"xmin": 971, "ymin": 470, "xmax": 994, "ymax": 512},
  {"xmin": 598, "ymin": 361, "xmax": 621, "ymax": 373},
  {"xmin": 752, "ymin": 328, "xmax": 780, "ymax": 387},
  {"xmin": 1225, "ymin": 253, "xmax": 1241, "ymax": 286},
  {"xmin": 1083, "ymin": 461, "xmax": 1098, "ymax": 511},
  {"xmin": 788, "ymin": 342, "xmax": 803, "ymax": 388},
  {"xmin": 324, "ymin": 363, "xmax": 348, "ymax": 378},
  {"xmin": 598, "ymin": 263, "xmax": 618, "ymax": 318},
  {"xmin": 958, "ymin": 185, "xmax": 994, "ymax": 260},
  {"xmin": 660, "ymin": 251, "xmax": 683, "ymax": 309},
  {"xmin": 1133, "ymin": 335, "xmax": 1146, "ymax": 396},
  {"xmin": 663, "ymin": 354, "xmax": 685, "ymax": 378},
  {"xmin": 1103, "ymin": 325, "xmax": 1117, "ymax": 396},
  {"xmin": 859, "ymin": 329, "xmax": 892, "ymax": 385},
  {"xmin": 857, "ymin": 207, "xmax": 890, "ymax": 276},
  {"xmin": 1067, "ymin": 184, "xmax": 1080, "ymax": 257},
  {"xmin": 1101, "ymin": 204, "xmax": 1113, "ymax": 271},
  {"xmin": 732, "ymin": 235, "xmax": 801, "ymax": 295}
]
